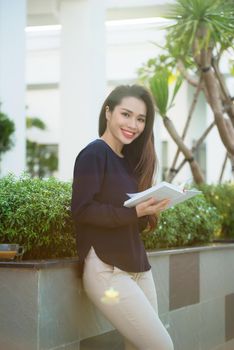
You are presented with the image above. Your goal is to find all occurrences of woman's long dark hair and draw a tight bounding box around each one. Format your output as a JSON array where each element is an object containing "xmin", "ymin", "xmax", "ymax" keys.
[{"xmin": 99, "ymin": 85, "xmax": 158, "ymax": 231}]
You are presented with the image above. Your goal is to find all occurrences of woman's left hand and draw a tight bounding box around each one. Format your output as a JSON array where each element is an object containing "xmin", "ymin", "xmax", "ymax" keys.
[{"xmin": 135, "ymin": 197, "xmax": 170, "ymax": 217}]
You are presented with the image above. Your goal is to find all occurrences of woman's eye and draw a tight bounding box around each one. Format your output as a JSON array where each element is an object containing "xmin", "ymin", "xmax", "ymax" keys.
[
  {"xmin": 138, "ymin": 118, "xmax": 146, "ymax": 123},
  {"xmin": 122, "ymin": 112, "xmax": 129, "ymax": 117}
]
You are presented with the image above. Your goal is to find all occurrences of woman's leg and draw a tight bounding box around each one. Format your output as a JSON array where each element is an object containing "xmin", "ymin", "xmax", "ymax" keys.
[
  {"xmin": 83, "ymin": 248, "xmax": 174, "ymax": 350},
  {"xmin": 137, "ymin": 269, "xmax": 159, "ymax": 313},
  {"xmin": 123, "ymin": 269, "xmax": 160, "ymax": 350}
]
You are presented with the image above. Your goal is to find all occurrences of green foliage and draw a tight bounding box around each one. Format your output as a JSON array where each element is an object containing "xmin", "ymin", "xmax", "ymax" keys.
[
  {"xmin": 0, "ymin": 175, "xmax": 231, "ymax": 260},
  {"xmin": 0, "ymin": 110, "xmax": 15, "ymax": 161},
  {"xmin": 150, "ymin": 69, "xmax": 169, "ymax": 117},
  {"xmin": 141, "ymin": 194, "xmax": 221, "ymax": 250},
  {"xmin": 0, "ymin": 174, "xmax": 76, "ymax": 259},
  {"xmin": 198, "ymin": 183, "xmax": 234, "ymax": 238},
  {"xmin": 164, "ymin": 0, "xmax": 234, "ymax": 58},
  {"xmin": 26, "ymin": 116, "xmax": 46, "ymax": 130},
  {"xmin": 138, "ymin": 54, "xmax": 177, "ymax": 84},
  {"xmin": 138, "ymin": 0, "xmax": 234, "ymax": 81},
  {"xmin": 230, "ymin": 59, "xmax": 234, "ymax": 76},
  {"xmin": 26, "ymin": 116, "xmax": 58, "ymax": 178},
  {"xmin": 26, "ymin": 141, "xmax": 58, "ymax": 178},
  {"xmin": 149, "ymin": 68, "xmax": 183, "ymax": 117}
]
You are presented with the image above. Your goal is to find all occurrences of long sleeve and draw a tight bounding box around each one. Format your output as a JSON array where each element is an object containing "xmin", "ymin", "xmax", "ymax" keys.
[
  {"xmin": 71, "ymin": 139, "xmax": 151, "ymax": 275},
  {"xmin": 138, "ymin": 216, "xmax": 149, "ymax": 232},
  {"xmin": 71, "ymin": 149, "xmax": 138, "ymax": 229}
]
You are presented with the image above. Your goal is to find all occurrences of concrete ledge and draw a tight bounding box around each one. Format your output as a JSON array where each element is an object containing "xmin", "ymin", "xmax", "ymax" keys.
[
  {"xmin": 0, "ymin": 243, "xmax": 234, "ymax": 350},
  {"xmin": 147, "ymin": 242, "xmax": 234, "ymax": 257},
  {"xmin": 0, "ymin": 257, "xmax": 79, "ymax": 269}
]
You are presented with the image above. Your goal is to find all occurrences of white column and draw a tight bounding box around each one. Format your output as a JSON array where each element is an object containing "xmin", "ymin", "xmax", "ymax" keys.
[
  {"xmin": 0, "ymin": 0, "xmax": 26, "ymax": 176},
  {"xmin": 59, "ymin": 0, "xmax": 106, "ymax": 180}
]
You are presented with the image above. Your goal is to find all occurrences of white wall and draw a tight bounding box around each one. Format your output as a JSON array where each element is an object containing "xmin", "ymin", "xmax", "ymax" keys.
[
  {"xmin": 26, "ymin": 30, "xmax": 60, "ymax": 145},
  {"xmin": 26, "ymin": 88, "xmax": 60, "ymax": 144},
  {"xmin": 0, "ymin": 0, "xmax": 26, "ymax": 176},
  {"xmin": 26, "ymin": 29, "xmax": 60, "ymax": 84}
]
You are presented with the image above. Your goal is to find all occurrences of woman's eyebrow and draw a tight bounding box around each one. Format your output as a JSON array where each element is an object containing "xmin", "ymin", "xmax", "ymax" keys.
[{"xmin": 120, "ymin": 107, "xmax": 146, "ymax": 118}]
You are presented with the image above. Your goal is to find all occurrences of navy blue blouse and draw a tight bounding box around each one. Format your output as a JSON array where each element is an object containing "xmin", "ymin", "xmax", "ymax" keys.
[{"xmin": 71, "ymin": 139, "xmax": 150, "ymax": 275}]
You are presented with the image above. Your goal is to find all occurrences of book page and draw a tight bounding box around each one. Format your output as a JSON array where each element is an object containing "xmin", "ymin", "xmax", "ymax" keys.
[
  {"xmin": 167, "ymin": 190, "xmax": 201, "ymax": 208},
  {"xmin": 124, "ymin": 181, "xmax": 201, "ymax": 209}
]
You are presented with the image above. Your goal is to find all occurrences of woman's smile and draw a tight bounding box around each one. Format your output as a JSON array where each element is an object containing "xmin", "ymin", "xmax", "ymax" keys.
[{"xmin": 120, "ymin": 128, "xmax": 136, "ymax": 140}]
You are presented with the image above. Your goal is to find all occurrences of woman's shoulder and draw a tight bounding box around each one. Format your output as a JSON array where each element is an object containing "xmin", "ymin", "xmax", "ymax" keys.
[{"xmin": 76, "ymin": 139, "xmax": 108, "ymax": 161}]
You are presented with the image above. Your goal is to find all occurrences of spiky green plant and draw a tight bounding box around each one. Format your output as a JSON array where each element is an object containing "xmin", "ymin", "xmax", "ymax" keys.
[
  {"xmin": 164, "ymin": 0, "xmax": 234, "ymax": 58},
  {"xmin": 149, "ymin": 68, "xmax": 183, "ymax": 117}
]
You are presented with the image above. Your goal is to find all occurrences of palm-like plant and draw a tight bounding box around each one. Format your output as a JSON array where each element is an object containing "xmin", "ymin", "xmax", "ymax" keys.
[
  {"xmin": 165, "ymin": 0, "xmax": 234, "ymax": 58},
  {"xmin": 150, "ymin": 69, "xmax": 204, "ymax": 184},
  {"xmin": 164, "ymin": 0, "xmax": 234, "ymax": 156},
  {"xmin": 139, "ymin": 0, "xmax": 234, "ymax": 183},
  {"xmin": 150, "ymin": 68, "xmax": 182, "ymax": 118}
]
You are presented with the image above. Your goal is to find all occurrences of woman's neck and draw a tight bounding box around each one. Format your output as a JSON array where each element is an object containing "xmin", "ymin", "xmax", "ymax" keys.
[{"xmin": 100, "ymin": 134, "xmax": 124, "ymax": 158}]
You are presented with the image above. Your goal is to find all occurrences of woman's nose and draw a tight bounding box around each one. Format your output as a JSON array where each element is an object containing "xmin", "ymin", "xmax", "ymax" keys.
[{"xmin": 127, "ymin": 117, "xmax": 137, "ymax": 129}]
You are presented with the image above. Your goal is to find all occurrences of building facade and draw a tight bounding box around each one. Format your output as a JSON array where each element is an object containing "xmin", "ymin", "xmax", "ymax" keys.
[{"xmin": 0, "ymin": 0, "xmax": 233, "ymax": 183}]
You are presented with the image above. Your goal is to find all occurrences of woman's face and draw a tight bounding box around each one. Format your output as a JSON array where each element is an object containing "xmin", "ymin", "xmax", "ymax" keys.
[{"xmin": 105, "ymin": 96, "xmax": 147, "ymax": 148}]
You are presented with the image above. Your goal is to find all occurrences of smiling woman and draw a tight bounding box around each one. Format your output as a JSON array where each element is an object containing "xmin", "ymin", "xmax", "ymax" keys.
[
  {"xmin": 71, "ymin": 84, "xmax": 173, "ymax": 350},
  {"xmin": 103, "ymin": 96, "xmax": 146, "ymax": 151}
]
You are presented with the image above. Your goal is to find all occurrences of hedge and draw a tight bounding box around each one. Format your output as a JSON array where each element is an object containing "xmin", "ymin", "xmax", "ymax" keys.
[
  {"xmin": 198, "ymin": 183, "xmax": 234, "ymax": 239},
  {"xmin": 141, "ymin": 195, "xmax": 221, "ymax": 250},
  {"xmin": 0, "ymin": 174, "xmax": 230, "ymax": 260},
  {"xmin": 0, "ymin": 174, "xmax": 76, "ymax": 259}
]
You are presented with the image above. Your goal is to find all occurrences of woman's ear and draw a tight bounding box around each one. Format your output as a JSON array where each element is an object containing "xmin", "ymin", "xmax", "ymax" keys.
[{"xmin": 105, "ymin": 106, "xmax": 111, "ymax": 121}]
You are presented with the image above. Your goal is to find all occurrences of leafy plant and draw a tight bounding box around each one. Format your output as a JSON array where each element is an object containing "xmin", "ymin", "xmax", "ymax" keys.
[
  {"xmin": 149, "ymin": 68, "xmax": 204, "ymax": 184},
  {"xmin": 26, "ymin": 116, "xmax": 58, "ymax": 177},
  {"xmin": 0, "ymin": 175, "xmax": 231, "ymax": 260},
  {"xmin": 149, "ymin": 68, "xmax": 183, "ymax": 117},
  {"xmin": 164, "ymin": 0, "xmax": 234, "ymax": 59},
  {"xmin": 198, "ymin": 182, "xmax": 234, "ymax": 238},
  {"xmin": 0, "ymin": 109, "xmax": 15, "ymax": 165},
  {"xmin": 139, "ymin": 0, "xmax": 234, "ymax": 183},
  {"xmin": 141, "ymin": 194, "xmax": 221, "ymax": 250},
  {"xmin": 27, "ymin": 141, "xmax": 58, "ymax": 178},
  {"xmin": 0, "ymin": 174, "xmax": 76, "ymax": 259}
]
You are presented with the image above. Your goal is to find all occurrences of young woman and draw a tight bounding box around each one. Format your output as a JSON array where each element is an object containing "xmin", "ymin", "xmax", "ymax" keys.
[{"xmin": 71, "ymin": 85, "xmax": 174, "ymax": 350}]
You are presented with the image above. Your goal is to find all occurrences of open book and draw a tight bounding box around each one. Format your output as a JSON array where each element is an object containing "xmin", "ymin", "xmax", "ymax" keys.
[{"xmin": 123, "ymin": 181, "xmax": 201, "ymax": 209}]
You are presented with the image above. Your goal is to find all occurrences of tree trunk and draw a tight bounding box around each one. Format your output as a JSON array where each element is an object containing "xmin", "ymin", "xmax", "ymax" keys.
[
  {"xmin": 219, "ymin": 152, "xmax": 228, "ymax": 183},
  {"xmin": 166, "ymin": 78, "xmax": 203, "ymax": 182},
  {"xmin": 200, "ymin": 48, "xmax": 234, "ymax": 156},
  {"xmin": 163, "ymin": 116, "xmax": 205, "ymax": 184},
  {"xmin": 212, "ymin": 58, "xmax": 234, "ymax": 126}
]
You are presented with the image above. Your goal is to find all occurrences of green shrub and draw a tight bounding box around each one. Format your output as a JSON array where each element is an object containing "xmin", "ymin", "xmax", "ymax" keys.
[
  {"xmin": 141, "ymin": 194, "xmax": 221, "ymax": 250},
  {"xmin": 198, "ymin": 183, "xmax": 234, "ymax": 238},
  {"xmin": 0, "ymin": 110, "xmax": 15, "ymax": 163},
  {"xmin": 0, "ymin": 174, "xmax": 76, "ymax": 259},
  {"xmin": 0, "ymin": 174, "xmax": 226, "ymax": 260}
]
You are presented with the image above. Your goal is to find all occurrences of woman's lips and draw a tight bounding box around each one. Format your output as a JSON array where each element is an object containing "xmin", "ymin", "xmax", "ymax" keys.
[{"xmin": 121, "ymin": 129, "xmax": 136, "ymax": 139}]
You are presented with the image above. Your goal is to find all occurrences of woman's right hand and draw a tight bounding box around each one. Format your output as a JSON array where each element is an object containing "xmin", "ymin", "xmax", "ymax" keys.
[{"xmin": 135, "ymin": 197, "xmax": 170, "ymax": 217}]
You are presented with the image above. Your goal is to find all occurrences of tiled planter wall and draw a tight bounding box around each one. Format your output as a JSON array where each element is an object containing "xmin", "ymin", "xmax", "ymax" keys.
[
  {"xmin": 149, "ymin": 244, "xmax": 234, "ymax": 350},
  {"xmin": 0, "ymin": 244, "xmax": 234, "ymax": 350}
]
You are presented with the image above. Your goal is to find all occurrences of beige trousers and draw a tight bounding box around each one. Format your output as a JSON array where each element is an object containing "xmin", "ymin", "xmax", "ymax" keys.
[{"xmin": 83, "ymin": 247, "xmax": 174, "ymax": 350}]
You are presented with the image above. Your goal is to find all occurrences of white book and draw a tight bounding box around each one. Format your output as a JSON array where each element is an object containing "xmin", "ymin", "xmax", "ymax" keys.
[{"xmin": 123, "ymin": 181, "xmax": 201, "ymax": 209}]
